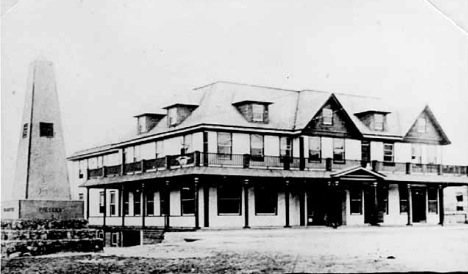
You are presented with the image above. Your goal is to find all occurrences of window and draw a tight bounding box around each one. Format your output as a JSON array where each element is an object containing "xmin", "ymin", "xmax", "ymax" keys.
[
  {"xmin": 110, "ymin": 191, "xmax": 116, "ymax": 216},
  {"xmin": 322, "ymin": 108, "xmax": 333, "ymax": 125},
  {"xmin": 133, "ymin": 191, "xmax": 141, "ymax": 216},
  {"xmin": 383, "ymin": 143, "xmax": 394, "ymax": 163},
  {"xmin": 123, "ymin": 191, "xmax": 129, "ymax": 215},
  {"xmin": 255, "ymin": 184, "xmax": 277, "ymax": 214},
  {"xmin": 350, "ymin": 188, "xmax": 362, "ymax": 214},
  {"xmin": 427, "ymin": 145, "xmax": 437, "ymax": 164},
  {"xmin": 217, "ymin": 132, "xmax": 232, "ymax": 158},
  {"xmin": 182, "ymin": 134, "xmax": 192, "ymax": 154},
  {"xmin": 333, "ymin": 139, "xmax": 345, "ymax": 163},
  {"xmin": 146, "ymin": 191, "xmax": 154, "ymax": 216},
  {"xmin": 112, "ymin": 233, "xmax": 118, "ymax": 246},
  {"xmin": 374, "ymin": 114, "xmax": 384, "ymax": 131},
  {"xmin": 308, "ymin": 137, "xmax": 321, "ymax": 162},
  {"xmin": 138, "ymin": 117, "xmax": 147, "ymax": 134},
  {"xmin": 456, "ymin": 193, "xmax": 464, "ymax": 212},
  {"xmin": 39, "ymin": 122, "xmax": 54, "ymax": 137},
  {"xmin": 181, "ymin": 183, "xmax": 195, "ymax": 215},
  {"xmin": 22, "ymin": 123, "xmax": 28, "ymax": 138},
  {"xmin": 399, "ymin": 184, "xmax": 408, "ymax": 213},
  {"xmin": 411, "ymin": 144, "xmax": 422, "ymax": 164},
  {"xmin": 79, "ymin": 193, "xmax": 84, "ymax": 200},
  {"xmin": 252, "ymin": 104, "xmax": 265, "ymax": 122},
  {"xmin": 280, "ymin": 137, "xmax": 292, "ymax": 161},
  {"xmin": 417, "ymin": 117, "xmax": 427, "ymax": 133},
  {"xmin": 168, "ymin": 107, "xmax": 178, "ymax": 126},
  {"xmin": 428, "ymin": 188, "xmax": 438, "ymax": 213},
  {"xmin": 218, "ymin": 183, "xmax": 242, "ymax": 215},
  {"xmin": 250, "ymin": 134, "xmax": 264, "ymax": 160},
  {"xmin": 99, "ymin": 191, "xmax": 105, "ymax": 214},
  {"xmin": 361, "ymin": 140, "xmax": 370, "ymax": 163}
]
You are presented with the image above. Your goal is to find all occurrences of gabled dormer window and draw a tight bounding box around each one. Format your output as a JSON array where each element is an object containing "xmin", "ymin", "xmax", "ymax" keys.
[
  {"xmin": 417, "ymin": 117, "xmax": 427, "ymax": 133},
  {"xmin": 134, "ymin": 113, "xmax": 165, "ymax": 134},
  {"xmin": 168, "ymin": 107, "xmax": 178, "ymax": 126},
  {"xmin": 137, "ymin": 117, "xmax": 147, "ymax": 133},
  {"xmin": 322, "ymin": 108, "xmax": 333, "ymax": 125},
  {"xmin": 252, "ymin": 104, "xmax": 265, "ymax": 122},
  {"xmin": 374, "ymin": 113, "xmax": 384, "ymax": 131}
]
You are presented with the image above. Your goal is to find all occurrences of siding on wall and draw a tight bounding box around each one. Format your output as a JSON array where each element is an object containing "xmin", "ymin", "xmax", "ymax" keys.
[
  {"xmin": 394, "ymin": 142, "xmax": 411, "ymax": 163},
  {"xmin": 232, "ymin": 133, "xmax": 250, "ymax": 154},
  {"xmin": 345, "ymin": 139, "xmax": 361, "ymax": 160},
  {"xmin": 140, "ymin": 142, "xmax": 156, "ymax": 160},
  {"xmin": 370, "ymin": 141, "xmax": 384, "ymax": 161},
  {"xmin": 164, "ymin": 136, "xmax": 183, "ymax": 155},
  {"xmin": 293, "ymin": 138, "xmax": 300, "ymax": 157},
  {"xmin": 264, "ymin": 135, "xmax": 279, "ymax": 156},
  {"xmin": 321, "ymin": 137, "xmax": 333, "ymax": 158}
]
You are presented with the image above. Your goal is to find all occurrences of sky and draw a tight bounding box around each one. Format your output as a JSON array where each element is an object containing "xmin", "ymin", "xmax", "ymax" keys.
[{"xmin": 2, "ymin": 0, "xmax": 468, "ymax": 200}]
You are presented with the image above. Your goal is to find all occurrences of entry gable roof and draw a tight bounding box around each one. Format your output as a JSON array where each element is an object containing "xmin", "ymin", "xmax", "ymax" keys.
[{"xmin": 331, "ymin": 166, "xmax": 386, "ymax": 180}]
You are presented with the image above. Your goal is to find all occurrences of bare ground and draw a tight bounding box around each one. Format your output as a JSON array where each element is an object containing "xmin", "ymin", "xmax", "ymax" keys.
[{"xmin": 2, "ymin": 225, "xmax": 468, "ymax": 273}]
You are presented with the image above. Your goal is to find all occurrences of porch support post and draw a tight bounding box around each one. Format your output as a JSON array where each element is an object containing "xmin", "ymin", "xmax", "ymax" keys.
[
  {"xmin": 86, "ymin": 187, "xmax": 90, "ymax": 219},
  {"xmin": 121, "ymin": 185, "xmax": 125, "ymax": 227},
  {"xmin": 194, "ymin": 177, "xmax": 200, "ymax": 229},
  {"xmin": 142, "ymin": 182, "xmax": 146, "ymax": 229},
  {"xmin": 284, "ymin": 180, "xmax": 291, "ymax": 228},
  {"xmin": 243, "ymin": 178, "xmax": 250, "ymax": 229},
  {"xmin": 371, "ymin": 182, "xmax": 378, "ymax": 226},
  {"xmin": 164, "ymin": 180, "xmax": 170, "ymax": 230},
  {"xmin": 299, "ymin": 180, "xmax": 306, "ymax": 226},
  {"xmin": 438, "ymin": 185, "xmax": 445, "ymax": 226},
  {"xmin": 407, "ymin": 184, "xmax": 413, "ymax": 226},
  {"xmin": 299, "ymin": 137, "xmax": 305, "ymax": 170},
  {"xmin": 103, "ymin": 188, "xmax": 107, "ymax": 228},
  {"xmin": 203, "ymin": 180, "xmax": 209, "ymax": 227}
]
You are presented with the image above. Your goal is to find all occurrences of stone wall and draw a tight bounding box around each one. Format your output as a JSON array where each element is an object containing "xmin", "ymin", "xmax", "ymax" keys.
[{"xmin": 1, "ymin": 219, "xmax": 103, "ymax": 258}]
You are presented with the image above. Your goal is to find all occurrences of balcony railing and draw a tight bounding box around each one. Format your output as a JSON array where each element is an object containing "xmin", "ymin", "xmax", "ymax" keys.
[{"xmin": 86, "ymin": 150, "xmax": 468, "ymax": 179}]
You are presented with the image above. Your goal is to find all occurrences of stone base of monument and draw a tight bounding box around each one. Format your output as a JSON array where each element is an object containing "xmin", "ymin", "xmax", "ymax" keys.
[
  {"xmin": 1, "ymin": 219, "xmax": 104, "ymax": 258},
  {"xmin": 1, "ymin": 200, "xmax": 103, "ymax": 258},
  {"xmin": 2, "ymin": 200, "xmax": 84, "ymax": 220}
]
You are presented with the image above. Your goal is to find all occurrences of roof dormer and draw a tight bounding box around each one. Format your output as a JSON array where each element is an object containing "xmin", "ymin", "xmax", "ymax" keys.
[
  {"xmin": 232, "ymin": 100, "xmax": 272, "ymax": 123},
  {"xmin": 134, "ymin": 113, "xmax": 166, "ymax": 134},
  {"xmin": 355, "ymin": 110, "xmax": 391, "ymax": 132},
  {"xmin": 163, "ymin": 103, "xmax": 198, "ymax": 127}
]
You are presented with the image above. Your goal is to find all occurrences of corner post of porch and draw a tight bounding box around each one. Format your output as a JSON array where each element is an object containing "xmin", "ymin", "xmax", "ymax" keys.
[
  {"xmin": 194, "ymin": 177, "xmax": 200, "ymax": 229},
  {"xmin": 142, "ymin": 182, "xmax": 146, "ymax": 229},
  {"xmin": 86, "ymin": 187, "xmax": 90, "ymax": 219},
  {"xmin": 284, "ymin": 180, "xmax": 291, "ymax": 228},
  {"xmin": 121, "ymin": 184, "xmax": 125, "ymax": 227},
  {"xmin": 203, "ymin": 180, "xmax": 210, "ymax": 228},
  {"xmin": 407, "ymin": 184, "xmax": 413, "ymax": 226},
  {"xmin": 164, "ymin": 180, "xmax": 171, "ymax": 230},
  {"xmin": 299, "ymin": 180, "xmax": 306, "ymax": 226},
  {"xmin": 438, "ymin": 184, "xmax": 445, "ymax": 226},
  {"xmin": 243, "ymin": 178, "xmax": 250, "ymax": 229},
  {"xmin": 371, "ymin": 181, "xmax": 378, "ymax": 226},
  {"xmin": 103, "ymin": 188, "xmax": 107, "ymax": 229}
]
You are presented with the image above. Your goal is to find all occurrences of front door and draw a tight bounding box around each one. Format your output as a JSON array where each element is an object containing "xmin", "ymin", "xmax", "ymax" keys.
[
  {"xmin": 412, "ymin": 188, "xmax": 426, "ymax": 222},
  {"xmin": 307, "ymin": 185, "xmax": 327, "ymax": 225}
]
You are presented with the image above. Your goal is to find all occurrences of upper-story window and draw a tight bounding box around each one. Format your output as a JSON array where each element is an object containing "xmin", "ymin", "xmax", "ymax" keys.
[
  {"xmin": 383, "ymin": 143, "xmax": 394, "ymax": 163},
  {"xmin": 250, "ymin": 134, "xmax": 264, "ymax": 160},
  {"xmin": 39, "ymin": 122, "xmax": 54, "ymax": 138},
  {"xmin": 168, "ymin": 107, "xmax": 178, "ymax": 126},
  {"xmin": 137, "ymin": 117, "xmax": 147, "ymax": 134},
  {"xmin": 217, "ymin": 132, "xmax": 232, "ymax": 158},
  {"xmin": 252, "ymin": 104, "xmax": 265, "ymax": 122},
  {"xmin": 22, "ymin": 124, "xmax": 28, "ymax": 138},
  {"xmin": 417, "ymin": 117, "xmax": 427, "ymax": 133},
  {"xmin": 322, "ymin": 108, "xmax": 333, "ymax": 125},
  {"xmin": 181, "ymin": 134, "xmax": 192, "ymax": 154},
  {"xmin": 333, "ymin": 138, "xmax": 345, "ymax": 163},
  {"xmin": 280, "ymin": 137, "xmax": 292, "ymax": 160},
  {"xmin": 411, "ymin": 144, "xmax": 422, "ymax": 164},
  {"xmin": 308, "ymin": 137, "xmax": 321, "ymax": 162},
  {"xmin": 374, "ymin": 114, "xmax": 384, "ymax": 131}
]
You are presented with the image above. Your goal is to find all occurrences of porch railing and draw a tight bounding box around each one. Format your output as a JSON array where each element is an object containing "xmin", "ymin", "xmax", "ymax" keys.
[{"xmin": 86, "ymin": 150, "xmax": 468, "ymax": 179}]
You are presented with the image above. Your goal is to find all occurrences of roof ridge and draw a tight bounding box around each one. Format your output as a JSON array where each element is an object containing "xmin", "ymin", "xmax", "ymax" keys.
[{"xmin": 194, "ymin": 81, "xmax": 300, "ymax": 93}]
